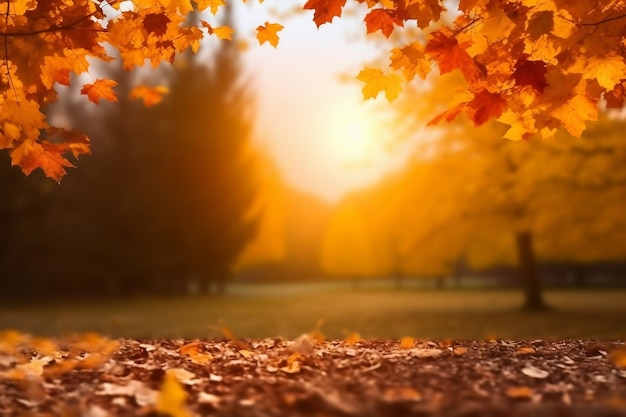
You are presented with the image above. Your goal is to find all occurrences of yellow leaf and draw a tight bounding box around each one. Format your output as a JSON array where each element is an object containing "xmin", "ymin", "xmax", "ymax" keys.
[
  {"xmin": 195, "ymin": 0, "xmax": 224, "ymax": 14},
  {"xmin": 256, "ymin": 22, "xmax": 284, "ymax": 47},
  {"xmin": 356, "ymin": 67, "xmax": 402, "ymax": 101},
  {"xmin": 156, "ymin": 370, "xmax": 192, "ymax": 417},
  {"xmin": 583, "ymin": 54, "xmax": 626, "ymax": 90},
  {"xmin": 551, "ymin": 93, "xmax": 598, "ymax": 137},
  {"xmin": 212, "ymin": 25, "xmax": 234, "ymax": 40}
]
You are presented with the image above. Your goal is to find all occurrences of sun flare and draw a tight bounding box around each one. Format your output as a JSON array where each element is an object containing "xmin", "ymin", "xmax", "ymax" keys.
[{"xmin": 326, "ymin": 110, "xmax": 379, "ymax": 168}]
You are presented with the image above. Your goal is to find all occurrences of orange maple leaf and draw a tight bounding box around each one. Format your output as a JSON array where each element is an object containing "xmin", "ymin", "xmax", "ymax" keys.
[
  {"xmin": 303, "ymin": 0, "xmax": 347, "ymax": 27},
  {"xmin": 256, "ymin": 22, "xmax": 284, "ymax": 47},
  {"xmin": 425, "ymin": 31, "xmax": 483, "ymax": 84},
  {"xmin": 467, "ymin": 90, "xmax": 507, "ymax": 125},
  {"xmin": 364, "ymin": 9, "xmax": 403, "ymax": 38},
  {"xmin": 129, "ymin": 85, "xmax": 169, "ymax": 106},
  {"xmin": 10, "ymin": 141, "xmax": 74, "ymax": 183},
  {"xmin": 201, "ymin": 22, "xmax": 234, "ymax": 40},
  {"xmin": 196, "ymin": 0, "xmax": 225, "ymax": 14},
  {"xmin": 80, "ymin": 79, "xmax": 118, "ymax": 104}
]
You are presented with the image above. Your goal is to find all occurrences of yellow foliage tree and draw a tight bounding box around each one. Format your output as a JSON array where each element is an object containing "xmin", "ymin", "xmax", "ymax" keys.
[{"xmin": 321, "ymin": 204, "xmax": 375, "ymax": 285}]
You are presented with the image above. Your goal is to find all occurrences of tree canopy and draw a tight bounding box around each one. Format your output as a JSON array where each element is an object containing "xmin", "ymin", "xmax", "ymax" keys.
[{"xmin": 2, "ymin": 0, "xmax": 626, "ymax": 180}]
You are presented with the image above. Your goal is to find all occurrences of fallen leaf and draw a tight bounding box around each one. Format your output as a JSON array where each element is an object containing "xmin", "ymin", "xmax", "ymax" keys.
[
  {"xmin": 411, "ymin": 348, "xmax": 442, "ymax": 358},
  {"xmin": 453, "ymin": 347, "xmax": 467, "ymax": 356},
  {"xmin": 516, "ymin": 346, "xmax": 536, "ymax": 355},
  {"xmin": 522, "ymin": 364, "xmax": 549, "ymax": 379},
  {"xmin": 156, "ymin": 370, "xmax": 192, "ymax": 417},
  {"xmin": 400, "ymin": 337, "xmax": 415, "ymax": 349},
  {"xmin": 506, "ymin": 386, "xmax": 534, "ymax": 399}
]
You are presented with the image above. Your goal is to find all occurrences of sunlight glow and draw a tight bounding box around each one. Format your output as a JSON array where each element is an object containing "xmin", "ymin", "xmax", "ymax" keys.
[{"xmin": 328, "ymin": 117, "xmax": 378, "ymax": 168}]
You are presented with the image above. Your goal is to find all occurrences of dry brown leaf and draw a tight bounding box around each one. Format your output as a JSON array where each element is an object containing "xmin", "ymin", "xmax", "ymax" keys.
[
  {"xmin": 238, "ymin": 349, "xmax": 255, "ymax": 359},
  {"xmin": 516, "ymin": 346, "xmax": 536, "ymax": 355},
  {"xmin": 412, "ymin": 348, "xmax": 443, "ymax": 358},
  {"xmin": 522, "ymin": 365, "xmax": 549, "ymax": 379},
  {"xmin": 453, "ymin": 347, "xmax": 467, "ymax": 356}
]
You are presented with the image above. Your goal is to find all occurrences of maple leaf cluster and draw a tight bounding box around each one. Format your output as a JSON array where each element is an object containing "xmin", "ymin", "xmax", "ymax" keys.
[
  {"xmin": 3, "ymin": 0, "xmax": 626, "ymax": 181},
  {"xmin": 0, "ymin": 0, "xmax": 273, "ymax": 182},
  {"xmin": 317, "ymin": 0, "xmax": 626, "ymax": 141}
]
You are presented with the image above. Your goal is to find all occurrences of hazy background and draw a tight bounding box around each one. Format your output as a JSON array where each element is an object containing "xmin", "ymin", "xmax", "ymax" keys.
[{"xmin": 1, "ymin": 3, "xmax": 625, "ymax": 339}]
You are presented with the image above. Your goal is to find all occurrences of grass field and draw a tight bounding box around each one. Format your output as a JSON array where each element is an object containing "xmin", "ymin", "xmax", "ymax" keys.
[{"xmin": 1, "ymin": 285, "xmax": 625, "ymax": 340}]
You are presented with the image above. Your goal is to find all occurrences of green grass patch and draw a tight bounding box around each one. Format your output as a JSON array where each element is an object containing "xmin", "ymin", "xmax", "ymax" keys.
[{"xmin": 0, "ymin": 287, "xmax": 625, "ymax": 339}]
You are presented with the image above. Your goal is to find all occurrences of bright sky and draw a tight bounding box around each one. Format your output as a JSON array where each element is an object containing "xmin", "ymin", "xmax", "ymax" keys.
[{"xmin": 230, "ymin": 1, "xmax": 415, "ymax": 202}]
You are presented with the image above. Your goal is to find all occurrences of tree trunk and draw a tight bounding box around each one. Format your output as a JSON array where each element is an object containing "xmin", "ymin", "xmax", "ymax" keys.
[{"xmin": 515, "ymin": 230, "xmax": 548, "ymax": 310}]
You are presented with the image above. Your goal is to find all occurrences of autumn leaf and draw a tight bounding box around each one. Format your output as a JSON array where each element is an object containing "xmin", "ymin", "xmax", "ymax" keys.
[
  {"xmin": 156, "ymin": 370, "xmax": 192, "ymax": 417},
  {"xmin": 80, "ymin": 79, "xmax": 118, "ymax": 104},
  {"xmin": 467, "ymin": 90, "xmax": 507, "ymax": 125},
  {"xmin": 256, "ymin": 22, "xmax": 284, "ymax": 47},
  {"xmin": 180, "ymin": 341, "xmax": 213, "ymax": 364},
  {"xmin": 425, "ymin": 31, "xmax": 482, "ymax": 84},
  {"xmin": 304, "ymin": 0, "xmax": 347, "ymax": 27},
  {"xmin": 196, "ymin": 0, "xmax": 225, "ymax": 14},
  {"xmin": 144, "ymin": 13, "xmax": 171, "ymax": 36},
  {"xmin": 513, "ymin": 59, "xmax": 548, "ymax": 92},
  {"xmin": 129, "ymin": 85, "xmax": 169, "ymax": 106},
  {"xmin": 399, "ymin": 337, "xmax": 415, "ymax": 349},
  {"xmin": 505, "ymin": 386, "xmax": 534, "ymax": 399},
  {"xmin": 357, "ymin": 67, "xmax": 402, "ymax": 101},
  {"xmin": 582, "ymin": 54, "xmax": 626, "ymax": 91},
  {"xmin": 390, "ymin": 42, "xmax": 431, "ymax": 81},
  {"xmin": 213, "ymin": 26, "xmax": 234, "ymax": 40},
  {"xmin": 551, "ymin": 93, "xmax": 598, "ymax": 137},
  {"xmin": 364, "ymin": 9, "xmax": 403, "ymax": 38},
  {"xmin": 10, "ymin": 141, "xmax": 74, "ymax": 183}
]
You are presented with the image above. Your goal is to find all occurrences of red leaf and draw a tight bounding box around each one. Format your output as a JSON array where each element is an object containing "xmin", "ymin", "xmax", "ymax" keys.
[
  {"xmin": 425, "ymin": 31, "xmax": 483, "ymax": 84},
  {"xmin": 467, "ymin": 90, "xmax": 507, "ymax": 125},
  {"xmin": 605, "ymin": 81, "xmax": 625, "ymax": 109},
  {"xmin": 513, "ymin": 59, "xmax": 548, "ymax": 92},
  {"xmin": 144, "ymin": 13, "xmax": 171, "ymax": 37}
]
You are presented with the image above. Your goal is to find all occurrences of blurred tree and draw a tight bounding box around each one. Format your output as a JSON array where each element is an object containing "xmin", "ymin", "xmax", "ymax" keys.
[
  {"xmin": 321, "ymin": 204, "xmax": 374, "ymax": 288},
  {"xmin": 150, "ymin": 4, "xmax": 260, "ymax": 294},
  {"xmin": 29, "ymin": 4, "xmax": 260, "ymax": 296},
  {"xmin": 392, "ymin": 94, "xmax": 626, "ymax": 308},
  {"xmin": 331, "ymin": 71, "xmax": 626, "ymax": 309}
]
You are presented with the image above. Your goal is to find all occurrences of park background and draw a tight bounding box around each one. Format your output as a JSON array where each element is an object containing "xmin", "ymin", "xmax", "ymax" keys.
[{"xmin": 1, "ymin": 1, "xmax": 626, "ymax": 340}]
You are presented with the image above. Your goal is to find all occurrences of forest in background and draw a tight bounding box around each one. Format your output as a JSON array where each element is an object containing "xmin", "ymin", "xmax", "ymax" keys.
[{"xmin": 2, "ymin": 4, "xmax": 626, "ymax": 305}]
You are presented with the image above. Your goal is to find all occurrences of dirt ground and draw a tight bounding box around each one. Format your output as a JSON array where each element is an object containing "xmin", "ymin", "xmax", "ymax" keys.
[{"xmin": 1, "ymin": 333, "xmax": 626, "ymax": 417}]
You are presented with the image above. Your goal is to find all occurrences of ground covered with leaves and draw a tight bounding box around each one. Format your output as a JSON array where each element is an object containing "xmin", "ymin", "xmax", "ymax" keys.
[{"xmin": 1, "ymin": 332, "xmax": 626, "ymax": 417}]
